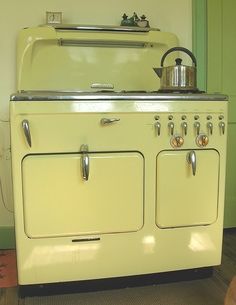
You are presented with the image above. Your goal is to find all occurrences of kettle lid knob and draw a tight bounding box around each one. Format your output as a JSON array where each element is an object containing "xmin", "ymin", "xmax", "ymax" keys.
[{"xmin": 175, "ymin": 58, "xmax": 182, "ymax": 65}]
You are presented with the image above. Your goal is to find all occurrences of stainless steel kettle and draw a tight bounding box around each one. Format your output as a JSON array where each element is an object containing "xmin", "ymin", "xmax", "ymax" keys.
[{"xmin": 153, "ymin": 47, "xmax": 197, "ymax": 92}]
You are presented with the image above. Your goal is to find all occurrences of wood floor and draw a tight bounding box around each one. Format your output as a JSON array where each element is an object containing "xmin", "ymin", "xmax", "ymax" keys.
[{"xmin": 0, "ymin": 229, "xmax": 235, "ymax": 305}]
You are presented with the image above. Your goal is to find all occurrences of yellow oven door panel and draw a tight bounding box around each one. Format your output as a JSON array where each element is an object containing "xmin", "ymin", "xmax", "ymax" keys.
[
  {"xmin": 156, "ymin": 149, "xmax": 219, "ymax": 228},
  {"xmin": 22, "ymin": 152, "xmax": 144, "ymax": 238}
]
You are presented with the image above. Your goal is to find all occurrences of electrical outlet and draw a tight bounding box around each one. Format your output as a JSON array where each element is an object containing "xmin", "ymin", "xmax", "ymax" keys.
[{"xmin": 46, "ymin": 12, "xmax": 62, "ymax": 24}]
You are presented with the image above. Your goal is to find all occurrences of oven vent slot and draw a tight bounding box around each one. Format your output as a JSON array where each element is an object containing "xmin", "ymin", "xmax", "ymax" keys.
[
  {"xmin": 58, "ymin": 38, "xmax": 147, "ymax": 48},
  {"xmin": 72, "ymin": 238, "xmax": 101, "ymax": 243}
]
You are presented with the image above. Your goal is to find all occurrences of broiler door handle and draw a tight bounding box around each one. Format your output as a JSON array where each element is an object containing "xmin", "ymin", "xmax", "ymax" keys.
[
  {"xmin": 80, "ymin": 145, "xmax": 89, "ymax": 181},
  {"xmin": 187, "ymin": 150, "xmax": 196, "ymax": 176},
  {"xmin": 22, "ymin": 120, "xmax": 32, "ymax": 147}
]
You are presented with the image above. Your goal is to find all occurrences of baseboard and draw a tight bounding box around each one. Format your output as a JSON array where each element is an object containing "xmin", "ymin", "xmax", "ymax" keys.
[
  {"xmin": 0, "ymin": 226, "xmax": 16, "ymax": 249},
  {"xmin": 19, "ymin": 267, "xmax": 213, "ymax": 297}
]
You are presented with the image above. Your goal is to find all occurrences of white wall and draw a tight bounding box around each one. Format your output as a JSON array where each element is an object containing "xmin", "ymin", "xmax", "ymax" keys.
[{"xmin": 0, "ymin": 0, "xmax": 192, "ymax": 226}]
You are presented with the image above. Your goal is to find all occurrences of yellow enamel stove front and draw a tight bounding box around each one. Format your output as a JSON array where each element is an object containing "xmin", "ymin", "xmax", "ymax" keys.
[{"xmin": 10, "ymin": 99, "xmax": 227, "ymax": 285}]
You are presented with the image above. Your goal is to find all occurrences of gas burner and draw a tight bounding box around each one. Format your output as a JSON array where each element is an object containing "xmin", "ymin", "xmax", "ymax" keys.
[
  {"xmin": 157, "ymin": 89, "xmax": 205, "ymax": 94},
  {"xmin": 91, "ymin": 90, "xmax": 151, "ymax": 94},
  {"xmin": 119, "ymin": 90, "xmax": 150, "ymax": 93}
]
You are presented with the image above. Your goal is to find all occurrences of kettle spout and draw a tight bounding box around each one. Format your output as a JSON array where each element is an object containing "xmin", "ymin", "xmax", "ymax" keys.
[{"xmin": 153, "ymin": 68, "xmax": 162, "ymax": 78}]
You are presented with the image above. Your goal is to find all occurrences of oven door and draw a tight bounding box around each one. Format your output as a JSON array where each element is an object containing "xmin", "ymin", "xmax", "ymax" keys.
[
  {"xmin": 22, "ymin": 151, "xmax": 144, "ymax": 238},
  {"xmin": 156, "ymin": 149, "xmax": 220, "ymax": 228}
]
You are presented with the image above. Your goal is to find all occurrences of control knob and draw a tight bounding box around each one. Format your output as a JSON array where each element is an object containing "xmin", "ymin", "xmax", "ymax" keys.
[
  {"xmin": 168, "ymin": 122, "xmax": 174, "ymax": 136},
  {"xmin": 154, "ymin": 121, "xmax": 161, "ymax": 136},
  {"xmin": 194, "ymin": 121, "xmax": 200, "ymax": 135},
  {"xmin": 196, "ymin": 134, "xmax": 209, "ymax": 147},
  {"xmin": 171, "ymin": 135, "xmax": 184, "ymax": 148},
  {"xmin": 181, "ymin": 122, "xmax": 188, "ymax": 136},
  {"xmin": 207, "ymin": 122, "xmax": 213, "ymax": 135},
  {"xmin": 219, "ymin": 121, "xmax": 225, "ymax": 135}
]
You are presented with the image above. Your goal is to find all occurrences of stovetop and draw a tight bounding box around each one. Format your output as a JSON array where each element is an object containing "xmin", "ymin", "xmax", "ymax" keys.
[{"xmin": 10, "ymin": 90, "xmax": 228, "ymax": 102}]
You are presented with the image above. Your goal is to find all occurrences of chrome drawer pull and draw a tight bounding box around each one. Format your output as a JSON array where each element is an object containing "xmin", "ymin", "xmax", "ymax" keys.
[
  {"xmin": 100, "ymin": 118, "xmax": 120, "ymax": 125},
  {"xmin": 22, "ymin": 120, "xmax": 32, "ymax": 147},
  {"xmin": 80, "ymin": 145, "xmax": 89, "ymax": 181},
  {"xmin": 187, "ymin": 150, "xmax": 196, "ymax": 176}
]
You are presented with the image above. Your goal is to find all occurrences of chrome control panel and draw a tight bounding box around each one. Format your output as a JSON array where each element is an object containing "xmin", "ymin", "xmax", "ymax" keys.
[{"xmin": 154, "ymin": 113, "xmax": 226, "ymax": 148}]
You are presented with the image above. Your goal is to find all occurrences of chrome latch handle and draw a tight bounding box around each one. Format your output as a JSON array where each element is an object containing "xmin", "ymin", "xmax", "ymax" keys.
[
  {"xmin": 80, "ymin": 145, "xmax": 89, "ymax": 181},
  {"xmin": 22, "ymin": 119, "xmax": 32, "ymax": 147},
  {"xmin": 187, "ymin": 150, "xmax": 196, "ymax": 176},
  {"xmin": 100, "ymin": 118, "xmax": 120, "ymax": 125}
]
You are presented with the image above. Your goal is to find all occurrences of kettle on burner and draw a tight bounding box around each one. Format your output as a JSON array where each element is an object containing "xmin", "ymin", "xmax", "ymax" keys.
[{"xmin": 153, "ymin": 47, "xmax": 198, "ymax": 92}]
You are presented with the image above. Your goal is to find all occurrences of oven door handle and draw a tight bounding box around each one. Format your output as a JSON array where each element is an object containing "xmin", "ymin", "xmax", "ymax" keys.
[
  {"xmin": 187, "ymin": 150, "xmax": 196, "ymax": 176},
  {"xmin": 22, "ymin": 119, "xmax": 32, "ymax": 147},
  {"xmin": 80, "ymin": 145, "xmax": 89, "ymax": 181}
]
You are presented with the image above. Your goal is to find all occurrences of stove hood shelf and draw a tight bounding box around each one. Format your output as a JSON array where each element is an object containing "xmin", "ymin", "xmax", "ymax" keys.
[{"xmin": 44, "ymin": 24, "xmax": 160, "ymax": 32}]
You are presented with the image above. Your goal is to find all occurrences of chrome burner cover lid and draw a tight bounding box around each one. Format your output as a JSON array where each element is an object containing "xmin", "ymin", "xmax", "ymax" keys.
[{"xmin": 16, "ymin": 26, "xmax": 178, "ymax": 93}]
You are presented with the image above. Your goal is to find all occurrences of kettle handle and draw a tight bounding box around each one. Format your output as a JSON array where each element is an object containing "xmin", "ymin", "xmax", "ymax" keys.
[{"xmin": 160, "ymin": 47, "xmax": 197, "ymax": 67}]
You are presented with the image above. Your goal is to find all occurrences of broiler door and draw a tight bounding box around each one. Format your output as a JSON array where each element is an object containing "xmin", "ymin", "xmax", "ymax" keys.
[
  {"xmin": 156, "ymin": 149, "xmax": 220, "ymax": 228},
  {"xmin": 22, "ymin": 151, "xmax": 144, "ymax": 238}
]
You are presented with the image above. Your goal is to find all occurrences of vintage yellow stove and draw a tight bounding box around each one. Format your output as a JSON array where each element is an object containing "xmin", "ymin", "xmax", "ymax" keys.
[{"xmin": 10, "ymin": 25, "xmax": 228, "ymax": 294}]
